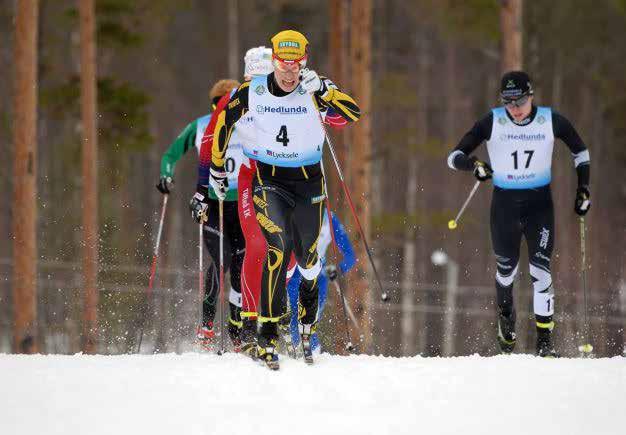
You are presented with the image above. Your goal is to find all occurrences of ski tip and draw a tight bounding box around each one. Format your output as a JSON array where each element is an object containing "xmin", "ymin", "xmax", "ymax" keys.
[
  {"xmin": 381, "ymin": 292, "xmax": 389, "ymax": 302},
  {"xmin": 448, "ymin": 220, "xmax": 457, "ymax": 230}
]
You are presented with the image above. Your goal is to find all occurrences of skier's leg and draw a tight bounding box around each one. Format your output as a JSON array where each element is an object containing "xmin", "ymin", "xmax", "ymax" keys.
[
  {"xmin": 310, "ymin": 272, "xmax": 328, "ymax": 352},
  {"xmin": 523, "ymin": 188, "xmax": 557, "ymax": 356},
  {"xmin": 252, "ymin": 178, "xmax": 293, "ymax": 364},
  {"xmin": 287, "ymin": 268, "xmax": 301, "ymax": 346},
  {"xmin": 198, "ymin": 200, "xmax": 232, "ymax": 344},
  {"xmin": 291, "ymin": 176, "xmax": 325, "ymax": 362},
  {"xmin": 238, "ymin": 161, "xmax": 266, "ymax": 320},
  {"xmin": 225, "ymin": 201, "xmax": 245, "ymax": 347},
  {"xmin": 237, "ymin": 161, "xmax": 266, "ymax": 351},
  {"xmin": 490, "ymin": 189, "xmax": 522, "ymax": 352}
]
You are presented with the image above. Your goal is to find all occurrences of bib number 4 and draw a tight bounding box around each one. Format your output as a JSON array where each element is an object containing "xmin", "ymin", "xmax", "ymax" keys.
[{"xmin": 276, "ymin": 125, "xmax": 289, "ymax": 147}]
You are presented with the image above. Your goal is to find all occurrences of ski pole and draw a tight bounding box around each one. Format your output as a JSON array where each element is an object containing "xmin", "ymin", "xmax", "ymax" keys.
[
  {"xmin": 331, "ymin": 280, "xmax": 360, "ymax": 330},
  {"xmin": 321, "ymin": 161, "xmax": 355, "ymax": 352},
  {"xmin": 578, "ymin": 216, "xmax": 593, "ymax": 357},
  {"xmin": 138, "ymin": 194, "xmax": 168, "ymax": 353},
  {"xmin": 317, "ymin": 116, "xmax": 389, "ymax": 302},
  {"xmin": 217, "ymin": 199, "xmax": 226, "ymax": 356},
  {"xmin": 448, "ymin": 181, "xmax": 480, "ymax": 230},
  {"xmin": 198, "ymin": 222, "xmax": 204, "ymax": 342}
]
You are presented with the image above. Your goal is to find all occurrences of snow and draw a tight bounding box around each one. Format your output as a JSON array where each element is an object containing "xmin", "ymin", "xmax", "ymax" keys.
[{"xmin": 1, "ymin": 353, "xmax": 624, "ymax": 435}]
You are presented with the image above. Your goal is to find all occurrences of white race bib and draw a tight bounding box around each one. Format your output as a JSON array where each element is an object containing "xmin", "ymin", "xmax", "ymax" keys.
[
  {"xmin": 487, "ymin": 106, "xmax": 555, "ymax": 189},
  {"xmin": 244, "ymin": 75, "xmax": 325, "ymax": 167}
]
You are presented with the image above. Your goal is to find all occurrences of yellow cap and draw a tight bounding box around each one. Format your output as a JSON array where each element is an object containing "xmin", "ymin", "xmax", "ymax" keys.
[{"xmin": 271, "ymin": 30, "xmax": 309, "ymax": 61}]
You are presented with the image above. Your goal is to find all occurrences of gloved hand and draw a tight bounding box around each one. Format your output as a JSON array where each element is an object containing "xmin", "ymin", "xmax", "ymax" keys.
[
  {"xmin": 299, "ymin": 68, "xmax": 328, "ymax": 96},
  {"xmin": 156, "ymin": 176, "xmax": 173, "ymax": 194},
  {"xmin": 325, "ymin": 264, "xmax": 340, "ymax": 282},
  {"xmin": 189, "ymin": 185, "xmax": 209, "ymax": 223},
  {"xmin": 574, "ymin": 186, "xmax": 591, "ymax": 216},
  {"xmin": 471, "ymin": 158, "xmax": 493, "ymax": 182},
  {"xmin": 209, "ymin": 167, "xmax": 228, "ymax": 201}
]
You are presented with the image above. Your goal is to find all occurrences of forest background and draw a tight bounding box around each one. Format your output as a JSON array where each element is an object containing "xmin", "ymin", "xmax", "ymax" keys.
[{"xmin": 1, "ymin": 0, "xmax": 625, "ymax": 357}]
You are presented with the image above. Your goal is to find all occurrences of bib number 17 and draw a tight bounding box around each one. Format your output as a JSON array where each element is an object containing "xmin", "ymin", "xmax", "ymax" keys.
[{"xmin": 276, "ymin": 125, "xmax": 289, "ymax": 147}]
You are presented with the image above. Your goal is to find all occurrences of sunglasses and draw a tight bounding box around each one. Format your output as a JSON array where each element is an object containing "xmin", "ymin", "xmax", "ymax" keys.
[
  {"xmin": 272, "ymin": 54, "xmax": 307, "ymax": 72},
  {"xmin": 502, "ymin": 94, "xmax": 530, "ymax": 108}
]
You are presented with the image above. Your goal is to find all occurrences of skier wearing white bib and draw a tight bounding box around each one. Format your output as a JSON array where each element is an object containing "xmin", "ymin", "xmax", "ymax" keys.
[
  {"xmin": 447, "ymin": 71, "xmax": 591, "ymax": 357},
  {"xmin": 210, "ymin": 30, "xmax": 360, "ymax": 369}
]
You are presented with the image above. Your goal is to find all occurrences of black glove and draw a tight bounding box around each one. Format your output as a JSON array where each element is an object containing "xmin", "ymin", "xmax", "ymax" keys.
[
  {"xmin": 471, "ymin": 158, "xmax": 493, "ymax": 182},
  {"xmin": 574, "ymin": 186, "xmax": 591, "ymax": 216},
  {"xmin": 189, "ymin": 185, "xmax": 209, "ymax": 223},
  {"xmin": 156, "ymin": 176, "xmax": 173, "ymax": 194},
  {"xmin": 209, "ymin": 166, "xmax": 228, "ymax": 201},
  {"xmin": 325, "ymin": 264, "xmax": 340, "ymax": 282}
]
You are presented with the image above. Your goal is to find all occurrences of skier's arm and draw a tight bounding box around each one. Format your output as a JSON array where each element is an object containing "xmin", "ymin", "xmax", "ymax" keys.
[
  {"xmin": 552, "ymin": 111, "xmax": 590, "ymax": 189},
  {"xmin": 197, "ymin": 93, "xmax": 231, "ymax": 186},
  {"xmin": 211, "ymin": 82, "xmax": 250, "ymax": 170},
  {"xmin": 332, "ymin": 213, "xmax": 356, "ymax": 274},
  {"xmin": 160, "ymin": 120, "xmax": 197, "ymax": 178},
  {"xmin": 314, "ymin": 76, "xmax": 360, "ymax": 123},
  {"xmin": 447, "ymin": 112, "xmax": 493, "ymax": 171}
]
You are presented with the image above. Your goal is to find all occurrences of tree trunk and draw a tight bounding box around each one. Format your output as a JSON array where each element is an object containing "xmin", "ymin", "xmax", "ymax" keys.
[
  {"xmin": 348, "ymin": 0, "xmax": 373, "ymax": 352},
  {"xmin": 400, "ymin": 120, "xmax": 418, "ymax": 356},
  {"xmin": 80, "ymin": 0, "xmax": 99, "ymax": 354},
  {"xmin": 500, "ymin": 0, "xmax": 523, "ymax": 73},
  {"xmin": 12, "ymin": 0, "xmax": 39, "ymax": 354},
  {"xmin": 228, "ymin": 0, "xmax": 239, "ymax": 79}
]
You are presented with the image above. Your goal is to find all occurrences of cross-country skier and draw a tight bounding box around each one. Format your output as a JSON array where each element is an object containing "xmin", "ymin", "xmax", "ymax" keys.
[
  {"xmin": 210, "ymin": 30, "xmax": 360, "ymax": 369},
  {"xmin": 157, "ymin": 78, "xmax": 244, "ymax": 350},
  {"xmin": 196, "ymin": 46, "xmax": 350, "ymax": 361},
  {"xmin": 447, "ymin": 71, "xmax": 591, "ymax": 357},
  {"xmin": 286, "ymin": 209, "xmax": 356, "ymax": 354}
]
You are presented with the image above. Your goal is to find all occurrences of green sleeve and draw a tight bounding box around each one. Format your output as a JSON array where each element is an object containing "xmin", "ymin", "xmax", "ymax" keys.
[{"xmin": 159, "ymin": 119, "xmax": 197, "ymax": 178}]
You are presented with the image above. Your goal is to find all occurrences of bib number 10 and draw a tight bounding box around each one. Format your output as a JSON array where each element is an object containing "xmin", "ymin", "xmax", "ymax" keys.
[
  {"xmin": 276, "ymin": 125, "xmax": 289, "ymax": 147},
  {"xmin": 511, "ymin": 150, "xmax": 534, "ymax": 169}
]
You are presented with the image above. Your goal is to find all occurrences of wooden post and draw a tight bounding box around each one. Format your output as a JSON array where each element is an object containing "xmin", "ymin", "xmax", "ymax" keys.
[
  {"xmin": 328, "ymin": 0, "xmax": 348, "ymax": 210},
  {"xmin": 349, "ymin": 0, "xmax": 373, "ymax": 352},
  {"xmin": 228, "ymin": 0, "xmax": 240, "ymax": 79},
  {"xmin": 80, "ymin": 0, "xmax": 99, "ymax": 354},
  {"xmin": 500, "ymin": 0, "xmax": 523, "ymax": 72},
  {"xmin": 12, "ymin": 0, "xmax": 39, "ymax": 354}
]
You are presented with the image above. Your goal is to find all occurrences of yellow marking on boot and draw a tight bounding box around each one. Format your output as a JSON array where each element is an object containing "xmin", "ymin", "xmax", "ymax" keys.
[
  {"xmin": 536, "ymin": 321, "xmax": 555, "ymax": 330},
  {"xmin": 228, "ymin": 317, "xmax": 243, "ymax": 328},
  {"xmin": 301, "ymin": 166, "xmax": 309, "ymax": 179},
  {"xmin": 240, "ymin": 311, "xmax": 258, "ymax": 319},
  {"xmin": 258, "ymin": 315, "xmax": 281, "ymax": 323}
]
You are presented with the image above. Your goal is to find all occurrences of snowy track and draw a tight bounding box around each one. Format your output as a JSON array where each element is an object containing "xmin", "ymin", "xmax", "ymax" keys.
[{"xmin": 1, "ymin": 353, "xmax": 624, "ymax": 435}]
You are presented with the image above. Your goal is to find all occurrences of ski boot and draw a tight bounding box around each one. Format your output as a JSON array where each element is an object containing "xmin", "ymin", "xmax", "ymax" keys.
[
  {"xmin": 240, "ymin": 317, "xmax": 258, "ymax": 360},
  {"xmin": 257, "ymin": 323, "xmax": 280, "ymax": 370},
  {"xmin": 278, "ymin": 313, "xmax": 297, "ymax": 358},
  {"xmin": 227, "ymin": 302, "xmax": 243, "ymax": 352},
  {"xmin": 496, "ymin": 311, "xmax": 517, "ymax": 354},
  {"xmin": 536, "ymin": 320, "xmax": 559, "ymax": 358},
  {"xmin": 196, "ymin": 322, "xmax": 215, "ymax": 351},
  {"xmin": 227, "ymin": 319, "xmax": 242, "ymax": 353},
  {"xmin": 299, "ymin": 323, "xmax": 316, "ymax": 365}
]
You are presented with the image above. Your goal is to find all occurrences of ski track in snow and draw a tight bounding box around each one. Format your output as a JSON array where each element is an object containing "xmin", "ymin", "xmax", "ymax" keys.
[{"xmin": 1, "ymin": 353, "xmax": 624, "ymax": 435}]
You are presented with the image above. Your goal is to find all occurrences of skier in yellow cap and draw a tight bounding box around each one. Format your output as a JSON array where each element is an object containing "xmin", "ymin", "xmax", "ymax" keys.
[{"xmin": 209, "ymin": 29, "xmax": 360, "ymax": 370}]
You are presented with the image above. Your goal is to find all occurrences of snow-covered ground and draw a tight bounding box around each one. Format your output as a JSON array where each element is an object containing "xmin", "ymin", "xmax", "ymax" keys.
[{"xmin": 1, "ymin": 353, "xmax": 624, "ymax": 435}]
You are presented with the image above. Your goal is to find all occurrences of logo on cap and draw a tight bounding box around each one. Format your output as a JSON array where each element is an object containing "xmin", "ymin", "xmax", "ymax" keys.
[
  {"xmin": 506, "ymin": 80, "xmax": 516, "ymax": 88},
  {"xmin": 278, "ymin": 41, "xmax": 300, "ymax": 48}
]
